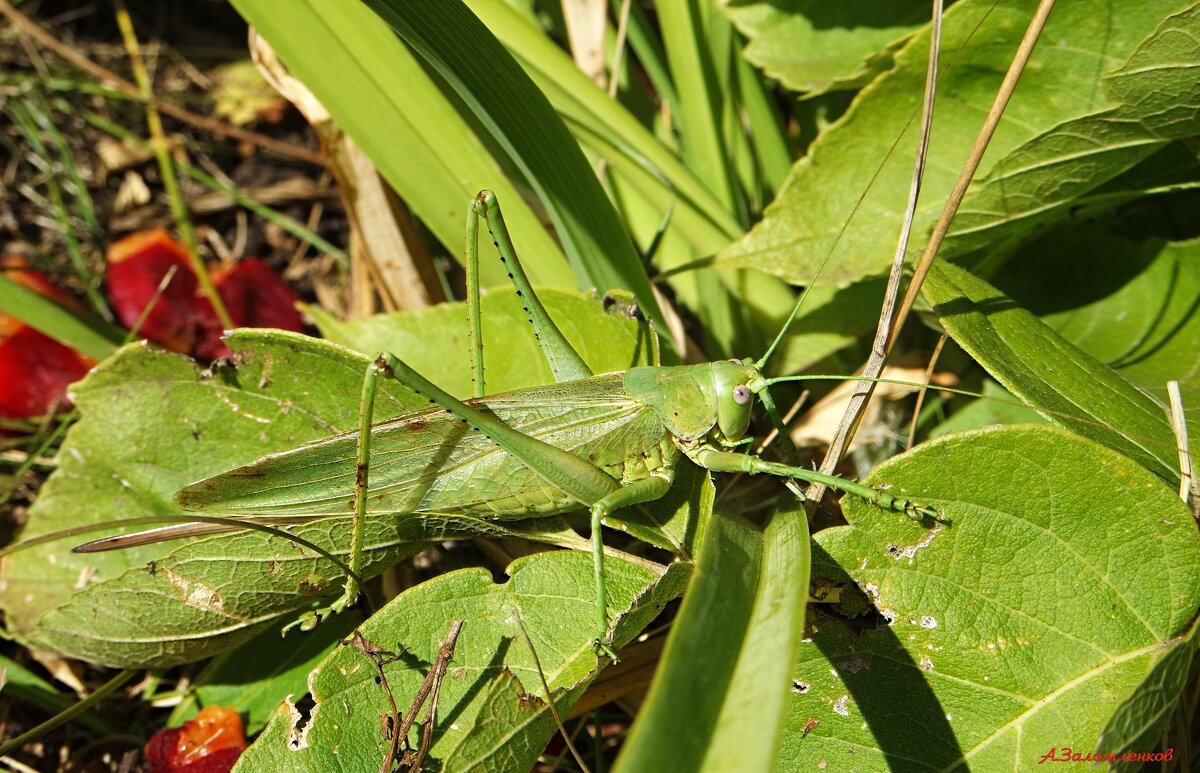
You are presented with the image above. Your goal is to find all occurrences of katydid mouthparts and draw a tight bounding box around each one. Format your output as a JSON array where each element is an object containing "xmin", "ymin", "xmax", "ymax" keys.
[{"xmin": 73, "ymin": 191, "xmax": 941, "ymax": 657}]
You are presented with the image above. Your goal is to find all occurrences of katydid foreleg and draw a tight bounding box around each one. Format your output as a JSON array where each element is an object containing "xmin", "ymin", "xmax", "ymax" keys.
[{"xmin": 689, "ymin": 448, "xmax": 936, "ymax": 520}]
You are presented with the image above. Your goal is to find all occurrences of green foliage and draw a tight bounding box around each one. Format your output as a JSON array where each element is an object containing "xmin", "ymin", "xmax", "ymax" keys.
[
  {"xmin": 236, "ymin": 554, "xmax": 689, "ymax": 771},
  {"xmin": 3, "ymin": 0, "xmax": 1199, "ymax": 770},
  {"xmin": 169, "ymin": 612, "xmax": 361, "ymax": 734},
  {"xmin": 994, "ymin": 232, "xmax": 1200, "ymax": 392},
  {"xmin": 720, "ymin": 0, "xmax": 931, "ymax": 94},
  {"xmin": 617, "ymin": 498, "xmax": 809, "ymax": 772},
  {"xmin": 715, "ymin": 0, "xmax": 1198, "ymax": 286},
  {"xmin": 794, "ymin": 425, "xmax": 1199, "ymax": 769},
  {"xmin": 923, "ymin": 261, "xmax": 1192, "ymax": 483},
  {"xmin": 225, "ymin": 0, "xmax": 571, "ymax": 289}
]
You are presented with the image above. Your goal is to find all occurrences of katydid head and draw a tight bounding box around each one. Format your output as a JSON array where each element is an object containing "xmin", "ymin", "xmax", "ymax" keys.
[
  {"xmin": 710, "ymin": 359, "xmax": 765, "ymax": 443},
  {"xmin": 626, "ymin": 360, "xmax": 761, "ymax": 444}
]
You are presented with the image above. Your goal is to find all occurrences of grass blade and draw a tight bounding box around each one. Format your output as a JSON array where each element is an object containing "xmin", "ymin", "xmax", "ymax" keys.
[
  {"xmin": 228, "ymin": 0, "xmax": 572, "ymax": 289},
  {"xmin": 364, "ymin": 0, "xmax": 667, "ymax": 334},
  {"xmin": 616, "ymin": 496, "xmax": 809, "ymax": 772},
  {"xmin": 0, "ymin": 273, "xmax": 121, "ymax": 360}
]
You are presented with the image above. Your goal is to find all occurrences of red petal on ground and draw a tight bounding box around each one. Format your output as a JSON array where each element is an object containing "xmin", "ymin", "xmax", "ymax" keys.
[
  {"xmin": 215, "ymin": 258, "xmax": 304, "ymax": 331},
  {"xmin": 145, "ymin": 706, "xmax": 247, "ymax": 773},
  {"xmin": 106, "ymin": 232, "xmax": 304, "ymax": 360},
  {"xmin": 194, "ymin": 258, "xmax": 305, "ymax": 359},
  {"xmin": 0, "ymin": 326, "xmax": 93, "ymax": 418},
  {"xmin": 106, "ymin": 229, "xmax": 204, "ymax": 353}
]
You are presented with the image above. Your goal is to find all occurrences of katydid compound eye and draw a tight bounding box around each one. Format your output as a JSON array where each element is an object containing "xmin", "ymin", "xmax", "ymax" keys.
[{"xmin": 733, "ymin": 385, "xmax": 752, "ymax": 405}]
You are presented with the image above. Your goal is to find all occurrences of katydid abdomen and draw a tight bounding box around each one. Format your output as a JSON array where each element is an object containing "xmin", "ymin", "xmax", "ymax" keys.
[{"xmin": 176, "ymin": 373, "xmax": 679, "ymax": 522}]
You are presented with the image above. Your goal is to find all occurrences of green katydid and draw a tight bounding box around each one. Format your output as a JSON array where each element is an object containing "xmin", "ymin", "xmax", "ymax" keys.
[{"xmin": 76, "ymin": 190, "xmax": 939, "ymax": 656}]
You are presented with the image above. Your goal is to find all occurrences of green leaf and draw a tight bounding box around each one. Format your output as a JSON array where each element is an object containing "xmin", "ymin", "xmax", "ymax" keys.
[
  {"xmin": 1096, "ymin": 615, "xmax": 1199, "ymax": 770},
  {"xmin": 943, "ymin": 3, "xmax": 1200, "ymax": 258},
  {"xmin": 226, "ymin": 0, "xmax": 572, "ymax": 288},
  {"xmin": 768, "ymin": 278, "xmax": 887, "ymax": 375},
  {"xmin": 714, "ymin": 0, "xmax": 1196, "ymax": 286},
  {"xmin": 718, "ymin": 0, "xmax": 930, "ymax": 94},
  {"xmin": 994, "ymin": 233, "xmax": 1200, "ymax": 393},
  {"xmin": 927, "ymin": 379, "xmax": 1047, "ymax": 438},
  {"xmin": 362, "ymin": 0, "xmax": 667, "ymax": 334},
  {"xmin": 0, "ymin": 332, "xmax": 423, "ymax": 649},
  {"xmin": 923, "ymin": 260, "xmax": 1187, "ymax": 484},
  {"xmin": 234, "ymin": 549, "xmax": 691, "ymax": 771},
  {"xmin": 616, "ymin": 495, "xmax": 809, "ymax": 772},
  {"xmin": 468, "ymin": 0, "xmax": 744, "ymax": 251},
  {"xmin": 32, "ymin": 508, "xmax": 590, "ymax": 666},
  {"xmin": 785, "ymin": 425, "xmax": 1200, "ymax": 770}
]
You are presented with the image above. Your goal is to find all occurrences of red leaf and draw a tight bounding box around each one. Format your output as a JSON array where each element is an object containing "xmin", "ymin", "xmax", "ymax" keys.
[
  {"xmin": 145, "ymin": 706, "xmax": 247, "ymax": 773},
  {"xmin": 0, "ymin": 326, "xmax": 93, "ymax": 418},
  {"xmin": 106, "ymin": 229, "xmax": 202, "ymax": 353},
  {"xmin": 0, "ymin": 261, "xmax": 95, "ymax": 418},
  {"xmin": 196, "ymin": 258, "xmax": 305, "ymax": 359},
  {"xmin": 106, "ymin": 231, "xmax": 304, "ymax": 360}
]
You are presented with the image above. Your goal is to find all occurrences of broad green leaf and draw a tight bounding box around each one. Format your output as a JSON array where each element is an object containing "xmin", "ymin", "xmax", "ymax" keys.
[
  {"xmin": 234, "ymin": 546, "xmax": 692, "ymax": 771},
  {"xmin": 715, "ymin": 0, "xmax": 1195, "ymax": 286},
  {"xmin": 1096, "ymin": 615, "xmax": 1199, "ymax": 770},
  {"xmin": 362, "ymin": 0, "xmax": 667, "ymax": 334},
  {"xmin": 718, "ymin": 0, "xmax": 931, "ymax": 94},
  {"xmin": 994, "ymin": 233, "xmax": 1200, "ymax": 393},
  {"xmin": 943, "ymin": 3, "xmax": 1200, "ymax": 258},
  {"xmin": 226, "ymin": 0, "xmax": 571, "ymax": 289},
  {"xmin": 616, "ymin": 496, "xmax": 809, "ymax": 773},
  {"xmin": 28, "ymin": 484, "xmax": 600, "ymax": 666},
  {"xmin": 923, "ymin": 260, "xmax": 1187, "ymax": 483},
  {"xmin": 308, "ymin": 288, "xmax": 656, "ymax": 397},
  {"xmin": 0, "ymin": 331, "xmax": 423, "ymax": 646},
  {"xmin": 168, "ymin": 612, "xmax": 360, "ymax": 734},
  {"xmin": 769, "ymin": 278, "xmax": 888, "ymax": 375},
  {"xmin": 785, "ymin": 425, "xmax": 1200, "ymax": 770}
]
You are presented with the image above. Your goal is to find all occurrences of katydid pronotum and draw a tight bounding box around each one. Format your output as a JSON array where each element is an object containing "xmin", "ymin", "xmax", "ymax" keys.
[{"xmin": 76, "ymin": 190, "xmax": 939, "ymax": 657}]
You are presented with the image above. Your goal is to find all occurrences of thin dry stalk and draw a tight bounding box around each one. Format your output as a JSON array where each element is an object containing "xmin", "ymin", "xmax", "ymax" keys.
[
  {"xmin": 812, "ymin": 0, "xmax": 1057, "ymax": 499},
  {"xmin": 1167, "ymin": 380, "xmax": 1200, "ymax": 517},
  {"xmin": 806, "ymin": 0, "xmax": 943, "ymax": 503}
]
